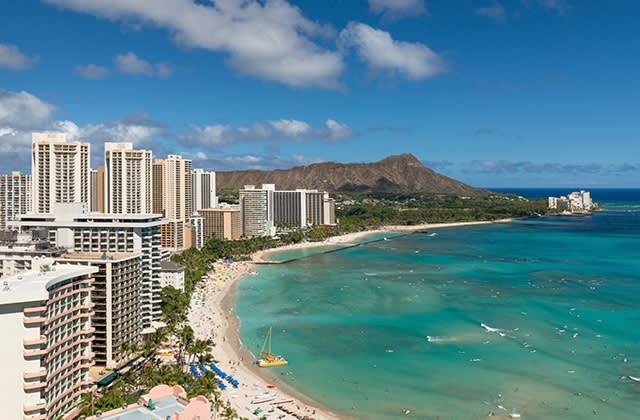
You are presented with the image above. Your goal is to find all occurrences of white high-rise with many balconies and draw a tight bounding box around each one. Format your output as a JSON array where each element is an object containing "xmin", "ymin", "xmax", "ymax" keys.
[
  {"xmin": 31, "ymin": 132, "xmax": 90, "ymax": 214},
  {"xmin": 239, "ymin": 184, "xmax": 275, "ymax": 237},
  {"xmin": 191, "ymin": 168, "xmax": 217, "ymax": 213},
  {"xmin": 0, "ymin": 263, "xmax": 98, "ymax": 420},
  {"xmin": 0, "ymin": 172, "xmax": 32, "ymax": 230},
  {"xmin": 104, "ymin": 142, "xmax": 153, "ymax": 214}
]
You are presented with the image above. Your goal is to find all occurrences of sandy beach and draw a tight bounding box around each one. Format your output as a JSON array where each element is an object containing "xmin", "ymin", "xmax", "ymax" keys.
[
  {"xmin": 188, "ymin": 260, "xmax": 343, "ymax": 419},
  {"xmin": 188, "ymin": 218, "xmax": 516, "ymax": 419},
  {"xmin": 253, "ymin": 218, "xmax": 515, "ymax": 263}
]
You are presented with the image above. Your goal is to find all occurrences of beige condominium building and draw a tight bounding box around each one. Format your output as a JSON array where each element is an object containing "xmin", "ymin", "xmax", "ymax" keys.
[
  {"xmin": 90, "ymin": 166, "xmax": 105, "ymax": 213},
  {"xmin": 16, "ymin": 203, "xmax": 166, "ymax": 330},
  {"xmin": 200, "ymin": 206, "xmax": 241, "ymax": 241},
  {"xmin": 32, "ymin": 132, "xmax": 90, "ymax": 214},
  {"xmin": 104, "ymin": 142, "xmax": 153, "ymax": 214},
  {"xmin": 154, "ymin": 155, "xmax": 193, "ymax": 250},
  {"xmin": 57, "ymin": 252, "xmax": 142, "ymax": 369},
  {"xmin": 0, "ymin": 172, "xmax": 32, "ymax": 230},
  {"xmin": 0, "ymin": 263, "xmax": 98, "ymax": 420},
  {"xmin": 155, "ymin": 155, "xmax": 192, "ymax": 220}
]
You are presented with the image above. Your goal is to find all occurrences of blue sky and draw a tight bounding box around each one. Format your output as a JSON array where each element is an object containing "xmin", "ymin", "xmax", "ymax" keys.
[{"xmin": 1, "ymin": 0, "xmax": 638, "ymax": 187}]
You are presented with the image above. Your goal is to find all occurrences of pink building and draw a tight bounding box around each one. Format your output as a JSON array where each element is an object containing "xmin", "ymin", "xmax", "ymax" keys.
[{"xmin": 90, "ymin": 384, "xmax": 212, "ymax": 420}]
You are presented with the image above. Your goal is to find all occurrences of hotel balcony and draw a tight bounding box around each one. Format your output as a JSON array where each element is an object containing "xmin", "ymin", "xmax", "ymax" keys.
[
  {"xmin": 23, "ymin": 336, "xmax": 47, "ymax": 347},
  {"xmin": 23, "ymin": 415, "xmax": 46, "ymax": 420},
  {"xmin": 23, "ymin": 381, "xmax": 46, "ymax": 391},
  {"xmin": 23, "ymin": 399, "xmax": 47, "ymax": 413},
  {"xmin": 23, "ymin": 306, "xmax": 46, "ymax": 314},
  {"xmin": 23, "ymin": 348, "xmax": 47, "ymax": 358},
  {"xmin": 23, "ymin": 316, "xmax": 46, "ymax": 326},
  {"xmin": 23, "ymin": 368, "xmax": 47, "ymax": 380}
]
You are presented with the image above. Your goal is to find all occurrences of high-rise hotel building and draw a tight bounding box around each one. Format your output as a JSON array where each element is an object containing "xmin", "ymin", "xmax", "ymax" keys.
[
  {"xmin": 104, "ymin": 143, "xmax": 153, "ymax": 214},
  {"xmin": 239, "ymin": 184, "xmax": 275, "ymax": 237},
  {"xmin": 16, "ymin": 204, "xmax": 165, "ymax": 329},
  {"xmin": 191, "ymin": 169, "xmax": 217, "ymax": 212},
  {"xmin": 31, "ymin": 132, "xmax": 90, "ymax": 214},
  {"xmin": 0, "ymin": 263, "xmax": 98, "ymax": 420},
  {"xmin": 272, "ymin": 189, "xmax": 336, "ymax": 230},
  {"xmin": 0, "ymin": 172, "xmax": 32, "ymax": 230},
  {"xmin": 153, "ymin": 155, "xmax": 192, "ymax": 250},
  {"xmin": 273, "ymin": 190, "xmax": 307, "ymax": 229},
  {"xmin": 159, "ymin": 155, "xmax": 193, "ymax": 220},
  {"xmin": 58, "ymin": 252, "xmax": 142, "ymax": 369}
]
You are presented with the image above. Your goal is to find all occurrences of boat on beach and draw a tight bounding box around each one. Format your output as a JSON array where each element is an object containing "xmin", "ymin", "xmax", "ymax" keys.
[{"xmin": 257, "ymin": 326, "xmax": 289, "ymax": 367}]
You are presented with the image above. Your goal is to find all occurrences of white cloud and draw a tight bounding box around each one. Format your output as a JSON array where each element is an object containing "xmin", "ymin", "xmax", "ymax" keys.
[
  {"xmin": 324, "ymin": 119, "xmax": 354, "ymax": 141},
  {"xmin": 0, "ymin": 88, "xmax": 356, "ymax": 172},
  {"xmin": 0, "ymin": 90, "xmax": 54, "ymax": 129},
  {"xmin": 0, "ymin": 90, "xmax": 56, "ymax": 170},
  {"xmin": 184, "ymin": 118, "xmax": 356, "ymax": 147},
  {"xmin": 115, "ymin": 52, "xmax": 155, "ymax": 76},
  {"xmin": 0, "ymin": 90, "xmax": 164, "ymax": 170},
  {"xmin": 43, "ymin": 0, "xmax": 343, "ymax": 88},
  {"xmin": 0, "ymin": 43, "xmax": 38, "ymax": 70},
  {"xmin": 269, "ymin": 119, "xmax": 311, "ymax": 139},
  {"xmin": 62, "ymin": 112, "xmax": 164, "ymax": 147},
  {"xmin": 186, "ymin": 152, "xmax": 324, "ymax": 171},
  {"xmin": 339, "ymin": 22, "xmax": 444, "ymax": 80},
  {"xmin": 475, "ymin": 2, "xmax": 507, "ymax": 22},
  {"xmin": 115, "ymin": 52, "xmax": 174, "ymax": 78},
  {"xmin": 368, "ymin": 0, "xmax": 427, "ymax": 20},
  {"xmin": 74, "ymin": 63, "xmax": 110, "ymax": 79}
]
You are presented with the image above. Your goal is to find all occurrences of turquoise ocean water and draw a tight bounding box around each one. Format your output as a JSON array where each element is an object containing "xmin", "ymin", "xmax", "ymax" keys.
[{"xmin": 236, "ymin": 191, "xmax": 640, "ymax": 419}]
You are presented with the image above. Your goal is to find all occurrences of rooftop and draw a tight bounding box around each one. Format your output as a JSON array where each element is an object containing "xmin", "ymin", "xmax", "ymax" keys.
[
  {"xmin": 98, "ymin": 396, "xmax": 187, "ymax": 420},
  {"xmin": 159, "ymin": 261, "xmax": 184, "ymax": 272},
  {"xmin": 58, "ymin": 252, "xmax": 140, "ymax": 262},
  {"xmin": 90, "ymin": 384, "xmax": 211, "ymax": 420},
  {"xmin": 199, "ymin": 207, "xmax": 240, "ymax": 213},
  {"xmin": 0, "ymin": 264, "xmax": 98, "ymax": 305}
]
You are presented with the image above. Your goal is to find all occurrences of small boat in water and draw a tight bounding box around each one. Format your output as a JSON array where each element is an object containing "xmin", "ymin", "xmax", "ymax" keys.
[{"xmin": 257, "ymin": 326, "xmax": 289, "ymax": 367}]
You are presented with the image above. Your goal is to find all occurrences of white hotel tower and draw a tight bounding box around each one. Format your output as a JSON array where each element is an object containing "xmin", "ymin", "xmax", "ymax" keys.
[
  {"xmin": 31, "ymin": 132, "xmax": 90, "ymax": 214},
  {"xmin": 104, "ymin": 142, "xmax": 153, "ymax": 214},
  {"xmin": 0, "ymin": 264, "xmax": 98, "ymax": 420}
]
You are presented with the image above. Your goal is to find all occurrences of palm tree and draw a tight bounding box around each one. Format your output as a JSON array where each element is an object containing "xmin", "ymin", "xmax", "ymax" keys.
[
  {"xmin": 143, "ymin": 337, "xmax": 155, "ymax": 356},
  {"xmin": 190, "ymin": 338, "xmax": 213, "ymax": 363},
  {"xmin": 120, "ymin": 342, "xmax": 130, "ymax": 359},
  {"xmin": 177, "ymin": 325, "xmax": 195, "ymax": 367},
  {"xmin": 77, "ymin": 392, "xmax": 96, "ymax": 417}
]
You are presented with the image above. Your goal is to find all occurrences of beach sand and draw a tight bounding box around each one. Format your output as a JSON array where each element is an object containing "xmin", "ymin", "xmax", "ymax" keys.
[
  {"xmin": 188, "ymin": 219, "xmax": 515, "ymax": 418},
  {"xmin": 253, "ymin": 218, "xmax": 515, "ymax": 263},
  {"xmin": 188, "ymin": 260, "xmax": 344, "ymax": 420}
]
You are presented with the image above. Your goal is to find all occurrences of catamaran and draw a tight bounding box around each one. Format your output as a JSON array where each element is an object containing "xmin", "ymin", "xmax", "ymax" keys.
[{"xmin": 257, "ymin": 326, "xmax": 289, "ymax": 367}]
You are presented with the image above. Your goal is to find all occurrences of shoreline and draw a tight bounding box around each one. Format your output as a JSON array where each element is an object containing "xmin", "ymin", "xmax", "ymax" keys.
[
  {"xmin": 253, "ymin": 218, "xmax": 515, "ymax": 263},
  {"xmin": 188, "ymin": 260, "xmax": 344, "ymax": 419},
  {"xmin": 188, "ymin": 218, "xmax": 516, "ymax": 419}
]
